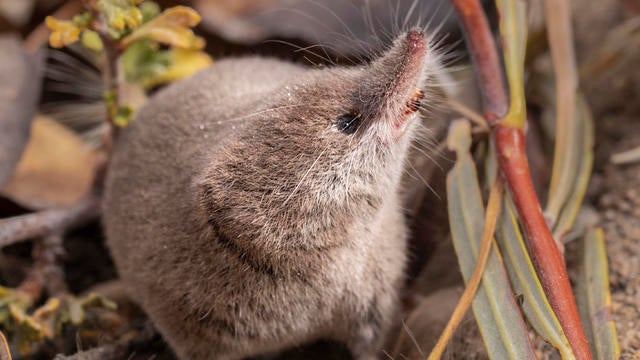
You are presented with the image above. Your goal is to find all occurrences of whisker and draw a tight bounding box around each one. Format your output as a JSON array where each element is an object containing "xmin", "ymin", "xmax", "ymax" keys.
[{"xmin": 283, "ymin": 145, "xmax": 329, "ymax": 206}]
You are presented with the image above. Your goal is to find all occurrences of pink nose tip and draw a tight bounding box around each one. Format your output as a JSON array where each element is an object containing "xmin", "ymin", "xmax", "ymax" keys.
[{"xmin": 407, "ymin": 30, "xmax": 426, "ymax": 50}]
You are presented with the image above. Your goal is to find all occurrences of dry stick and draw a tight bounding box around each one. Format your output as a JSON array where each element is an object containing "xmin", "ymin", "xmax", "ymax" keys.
[
  {"xmin": 449, "ymin": 0, "xmax": 592, "ymax": 358},
  {"xmin": 32, "ymin": 233, "xmax": 68, "ymax": 295},
  {"xmin": 447, "ymin": 99, "xmax": 489, "ymax": 131},
  {"xmin": 426, "ymin": 176, "xmax": 504, "ymax": 360},
  {"xmin": 0, "ymin": 192, "xmax": 101, "ymax": 248}
]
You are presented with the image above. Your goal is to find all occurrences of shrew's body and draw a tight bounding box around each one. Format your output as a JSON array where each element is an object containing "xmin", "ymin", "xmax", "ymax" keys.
[{"xmin": 103, "ymin": 30, "xmax": 435, "ymax": 360}]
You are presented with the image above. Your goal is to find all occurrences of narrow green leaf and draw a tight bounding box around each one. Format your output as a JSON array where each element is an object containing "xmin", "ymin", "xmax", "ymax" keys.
[
  {"xmin": 543, "ymin": 0, "xmax": 580, "ymax": 224},
  {"xmin": 496, "ymin": 197, "xmax": 575, "ymax": 359},
  {"xmin": 446, "ymin": 120, "xmax": 537, "ymax": 360},
  {"xmin": 484, "ymin": 141, "xmax": 574, "ymax": 359},
  {"xmin": 576, "ymin": 228, "xmax": 620, "ymax": 360},
  {"xmin": 530, "ymin": 69, "xmax": 595, "ymax": 242},
  {"xmin": 551, "ymin": 94, "xmax": 594, "ymax": 241}
]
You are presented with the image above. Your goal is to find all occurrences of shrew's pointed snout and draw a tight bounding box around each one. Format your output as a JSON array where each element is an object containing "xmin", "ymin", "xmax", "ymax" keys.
[
  {"xmin": 406, "ymin": 29, "xmax": 426, "ymax": 52},
  {"xmin": 367, "ymin": 28, "xmax": 428, "ymax": 97},
  {"xmin": 357, "ymin": 29, "xmax": 430, "ymax": 142}
]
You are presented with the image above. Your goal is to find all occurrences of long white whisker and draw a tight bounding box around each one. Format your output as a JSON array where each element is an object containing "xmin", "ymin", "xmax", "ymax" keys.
[{"xmin": 283, "ymin": 145, "xmax": 328, "ymax": 206}]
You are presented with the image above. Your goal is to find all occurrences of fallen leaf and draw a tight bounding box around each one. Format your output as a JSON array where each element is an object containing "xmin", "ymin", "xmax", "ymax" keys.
[
  {"xmin": 1, "ymin": 116, "xmax": 97, "ymax": 210},
  {"xmin": 0, "ymin": 35, "xmax": 41, "ymax": 188}
]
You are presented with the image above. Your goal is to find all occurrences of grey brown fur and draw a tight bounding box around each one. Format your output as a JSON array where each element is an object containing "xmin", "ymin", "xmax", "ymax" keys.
[{"xmin": 103, "ymin": 30, "xmax": 437, "ymax": 360}]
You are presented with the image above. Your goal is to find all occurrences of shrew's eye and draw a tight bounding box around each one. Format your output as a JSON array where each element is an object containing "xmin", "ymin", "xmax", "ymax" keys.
[{"xmin": 336, "ymin": 111, "xmax": 361, "ymax": 135}]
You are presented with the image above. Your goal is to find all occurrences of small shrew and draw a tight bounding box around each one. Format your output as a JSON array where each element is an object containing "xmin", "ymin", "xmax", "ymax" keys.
[{"xmin": 404, "ymin": 89, "xmax": 424, "ymax": 115}]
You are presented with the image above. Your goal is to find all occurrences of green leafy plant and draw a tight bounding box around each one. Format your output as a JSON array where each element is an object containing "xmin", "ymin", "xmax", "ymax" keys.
[
  {"xmin": 45, "ymin": 0, "xmax": 212, "ymax": 129},
  {"xmin": 432, "ymin": 0, "xmax": 619, "ymax": 359}
]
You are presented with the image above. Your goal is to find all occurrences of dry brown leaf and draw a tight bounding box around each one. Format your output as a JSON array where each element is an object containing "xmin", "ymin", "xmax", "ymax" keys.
[{"xmin": 1, "ymin": 116, "xmax": 97, "ymax": 210}]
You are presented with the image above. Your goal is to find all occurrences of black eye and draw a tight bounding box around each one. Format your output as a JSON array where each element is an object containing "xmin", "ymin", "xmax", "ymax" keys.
[{"xmin": 336, "ymin": 111, "xmax": 361, "ymax": 135}]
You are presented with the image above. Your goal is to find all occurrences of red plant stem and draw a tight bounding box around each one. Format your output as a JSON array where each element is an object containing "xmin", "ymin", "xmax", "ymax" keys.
[
  {"xmin": 495, "ymin": 128, "xmax": 591, "ymax": 359},
  {"xmin": 450, "ymin": 0, "xmax": 593, "ymax": 358},
  {"xmin": 450, "ymin": 0, "xmax": 509, "ymax": 125}
]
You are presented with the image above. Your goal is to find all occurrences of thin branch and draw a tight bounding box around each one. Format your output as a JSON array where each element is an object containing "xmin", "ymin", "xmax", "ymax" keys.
[
  {"xmin": 33, "ymin": 233, "xmax": 68, "ymax": 296},
  {"xmin": 16, "ymin": 233, "xmax": 67, "ymax": 304},
  {"xmin": 447, "ymin": 99, "xmax": 489, "ymax": 131}
]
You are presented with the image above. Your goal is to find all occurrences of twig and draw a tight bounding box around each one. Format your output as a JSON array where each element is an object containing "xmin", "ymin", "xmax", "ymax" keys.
[
  {"xmin": 33, "ymin": 233, "xmax": 68, "ymax": 295},
  {"xmin": 610, "ymin": 145, "xmax": 640, "ymax": 165},
  {"xmin": 447, "ymin": 99, "xmax": 489, "ymax": 131},
  {"xmin": 449, "ymin": 0, "xmax": 508, "ymax": 125},
  {"xmin": 426, "ymin": 176, "xmax": 504, "ymax": 360},
  {"xmin": 0, "ymin": 192, "xmax": 101, "ymax": 249}
]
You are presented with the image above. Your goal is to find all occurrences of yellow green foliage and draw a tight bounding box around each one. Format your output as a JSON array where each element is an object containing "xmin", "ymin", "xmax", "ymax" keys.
[
  {"xmin": 0, "ymin": 287, "xmax": 117, "ymax": 356},
  {"xmin": 81, "ymin": 30, "xmax": 104, "ymax": 52},
  {"xmin": 96, "ymin": 0, "xmax": 143, "ymax": 31},
  {"xmin": 122, "ymin": 40, "xmax": 212, "ymax": 88},
  {"xmin": 45, "ymin": 17, "xmax": 81, "ymax": 48},
  {"xmin": 121, "ymin": 6, "xmax": 205, "ymax": 49},
  {"xmin": 45, "ymin": 1, "xmax": 212, "ymax": 127}
]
